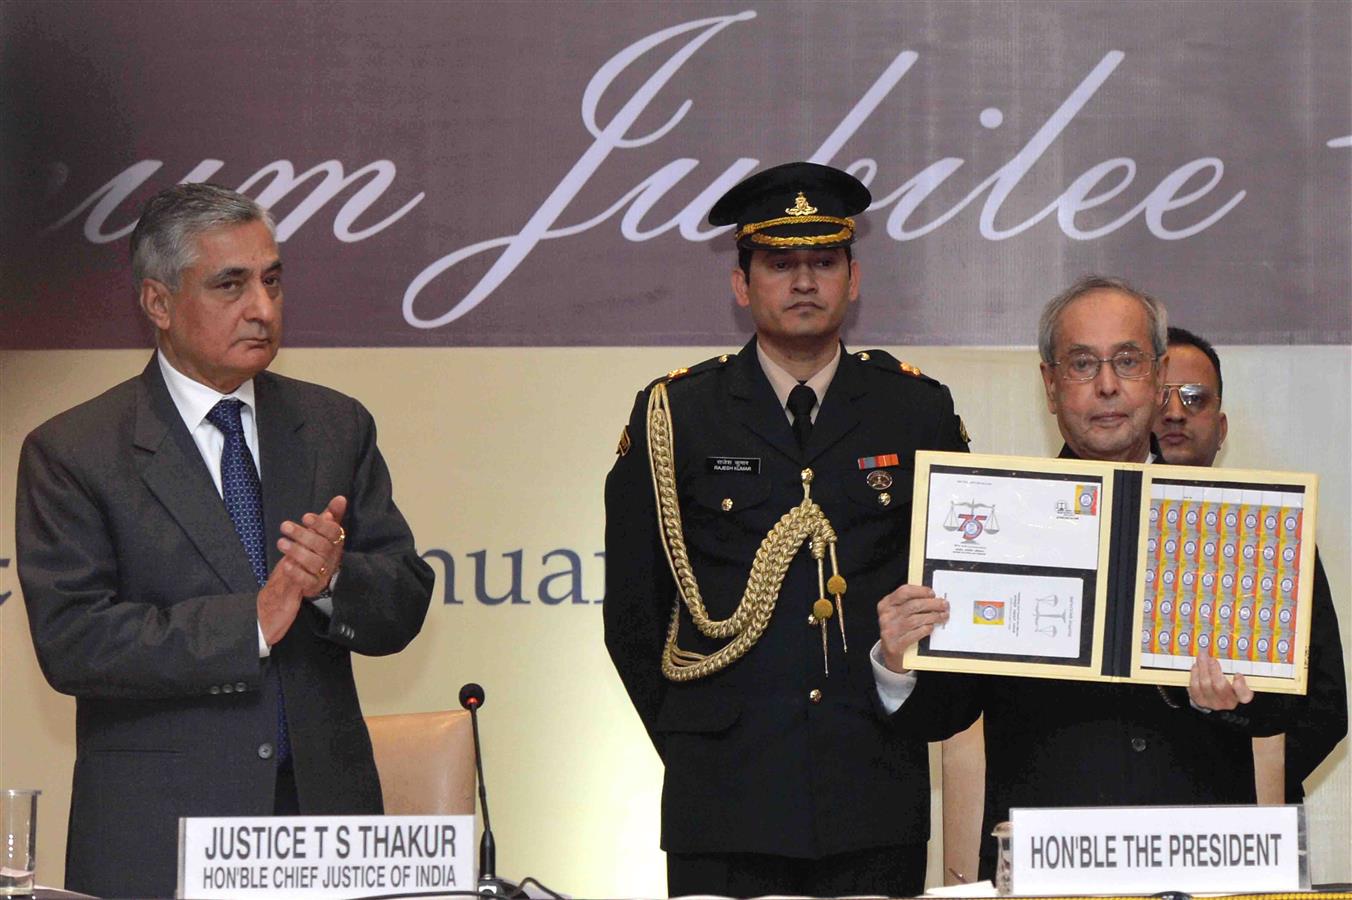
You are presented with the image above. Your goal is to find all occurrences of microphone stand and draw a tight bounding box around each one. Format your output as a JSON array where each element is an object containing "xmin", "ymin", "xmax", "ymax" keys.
[{"xmin": 461, "ymin": 685, "xmax": 520, "ymax": 898}]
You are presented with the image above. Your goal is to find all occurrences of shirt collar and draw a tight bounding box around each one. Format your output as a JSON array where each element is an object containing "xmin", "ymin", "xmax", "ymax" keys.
[
  {"xmin": 157, "ymin": 350, "xmax": 256, "ymax": 430},
  {"xmin": 1058, "ymin": 441, "xmax": 1155, "ymax": 464},
  {"xmin": 756, "ymin": 342, "xmax": 842, "ymax": 411}
]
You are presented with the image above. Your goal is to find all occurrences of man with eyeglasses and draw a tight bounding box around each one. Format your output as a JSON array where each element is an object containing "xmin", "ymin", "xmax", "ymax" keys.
[
  {"xmin": 873, "ymin": 276, "xmax": 1340, "ymax": 878},
  {"xmin": 1152, "ymin": 326, "xmax": 1346, "ymax": 804}
]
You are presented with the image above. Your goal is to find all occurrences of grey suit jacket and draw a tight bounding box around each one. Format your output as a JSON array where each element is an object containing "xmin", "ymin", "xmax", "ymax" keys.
[{"xmin": 16, "ymin": 357, "xmax": 434, "ymax": 898}]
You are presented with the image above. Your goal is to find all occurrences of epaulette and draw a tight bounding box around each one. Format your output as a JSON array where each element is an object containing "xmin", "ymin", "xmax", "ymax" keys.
[
  {"xmin": 621, "ymin": 355, "xmax": 734, "ymax": 456},
  {"xmin": 643, "ymin": 352, "xmax": 732, "ymax": 391},
  {"xmin": 853, "ymin": 349, "xmax": 943, "ymax": 387}
]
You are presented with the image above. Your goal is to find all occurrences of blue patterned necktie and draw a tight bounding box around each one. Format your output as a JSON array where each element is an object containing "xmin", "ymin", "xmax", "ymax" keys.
[{"xmin": 205, "ymin": 398, "xmax": 290, "ymax": 764}]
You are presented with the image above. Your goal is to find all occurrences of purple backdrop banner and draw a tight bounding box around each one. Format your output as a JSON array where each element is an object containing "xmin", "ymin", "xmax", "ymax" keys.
[{"xmin": 2, "ymin": 0, "xmax": 1349, "ymax": 348}]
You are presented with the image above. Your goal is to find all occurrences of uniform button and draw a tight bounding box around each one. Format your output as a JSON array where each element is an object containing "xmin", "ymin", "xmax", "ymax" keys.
[
  {"xmin": 721, "ymin": 498, "xmax": 734, "ymax": 512},
  {"xmin": 258, "ymin": 743, "xmax": 275, "ymax": 760},
  {"xmin": 1130, "ymin": 737, "xmax": 1147, "ymax": 753},
  {"xmin": 878, "ymin": 492, "xmax": 892, "ymax": 507},
  {"xmin": 808, "ymin": 689, "xmax": 822, "ymax": 704},
  {"xmin": 235, "ymin": 682, "xmax": 248, "ymax": 692},
  {"xmin": 209, "ymin": 685, "xmax": 221, "ymax": 695},
  {"xmin": 221, "ymin": 684, "xmax": 233, "ymax": 694},
  {"xmin": 858, "ymin": 352, "xmax": 871, "ymax": 361}
]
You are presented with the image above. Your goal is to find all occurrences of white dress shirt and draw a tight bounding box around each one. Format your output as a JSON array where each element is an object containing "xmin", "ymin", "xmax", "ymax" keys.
[{"xmin": 157, "ymin": 352, "xmax": 334, "ymax": 654}]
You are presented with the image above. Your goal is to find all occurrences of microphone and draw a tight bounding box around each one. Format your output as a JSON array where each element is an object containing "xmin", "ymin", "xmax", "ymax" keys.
[{"xmin": 459, "ymin": 683, "xmax": 516, "ymax": 897}]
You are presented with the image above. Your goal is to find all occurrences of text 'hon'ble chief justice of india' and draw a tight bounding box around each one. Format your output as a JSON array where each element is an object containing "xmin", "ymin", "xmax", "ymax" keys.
[
  {"xmin": 876, "ymin": 276, "xmax": 1342, "ymax": 878},
  {"xmin": 603, "ymin": 161, "xmax": 971, "ymax": 898},
  {"xmin": 15, "ymin": 183, "xmax": 434, "ymax": 898},
  {"xmin": 1153, "ymin": 326, "xmax": 1346, "ymax": 804}
]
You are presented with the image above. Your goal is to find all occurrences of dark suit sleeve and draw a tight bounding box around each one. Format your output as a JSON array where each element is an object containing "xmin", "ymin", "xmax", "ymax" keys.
[
  {"xmin": 602, "ymin": 390, "xmax": 674, "ymax": 756},
  {"xmin": 321, "ymin": 398, "xmax": 433, "ymax": 656},
  {"xmin": 16, "ymin": 430, "xmax": 260, "ymax": 700},
  {"xmin": 887, "ymin": 671, "xmax": 985, "ymax": 740},
  {"xmin": 1284, "ymin": 551, "xmax": 1348, "ymax": 800}
]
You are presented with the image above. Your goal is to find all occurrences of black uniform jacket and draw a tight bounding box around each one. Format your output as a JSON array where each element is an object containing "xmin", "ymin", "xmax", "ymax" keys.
[
  {"xmin": 603, "ymin": 338, "xmax": 968, "ymax": 858},
  {"xmin": 893, "ymin": 442, "xmax": 1346, "ymax": 877}
]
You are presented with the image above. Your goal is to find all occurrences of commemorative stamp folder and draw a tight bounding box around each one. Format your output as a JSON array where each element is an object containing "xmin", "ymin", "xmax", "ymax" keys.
[{"xmin": 903, "ymin": 451, "xmax": 1318, "ymax": 694}]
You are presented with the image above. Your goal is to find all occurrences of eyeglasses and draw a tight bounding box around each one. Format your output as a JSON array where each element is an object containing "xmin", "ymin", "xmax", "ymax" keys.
[
  {"xmin": 1162, "ymin": 382, "xmax": 1218, "ymax": 413},
  {"xmin": 1052, "ymin": 349, "xmax": 1157, "ymax": 382}
]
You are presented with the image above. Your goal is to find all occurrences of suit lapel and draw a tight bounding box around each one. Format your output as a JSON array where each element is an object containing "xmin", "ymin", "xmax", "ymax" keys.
[
  {"xmin": 802, "ymin": 348, "xmax": 863, "ymax": 464},
  {"xmin": 133, "ymin": 358, "xmax": 260, "ymax": 592},
  {"xmin": 254, "ymin": 372, "xmax": 316, "ymax": 572},
  {"xmin": 727, "ymin": 339, "xmax": 801, "ymax": 463}
]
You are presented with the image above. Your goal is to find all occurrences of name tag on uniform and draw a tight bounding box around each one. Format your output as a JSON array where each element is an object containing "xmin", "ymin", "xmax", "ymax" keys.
[{"xmin": 707, "ymin": 456, "xmax": 760, "ymax": 474}]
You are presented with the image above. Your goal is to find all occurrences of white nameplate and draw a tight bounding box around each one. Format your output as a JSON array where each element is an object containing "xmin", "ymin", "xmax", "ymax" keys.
[
  {"xmin": 177, "ymin": 814, "xmax": 474, "ymax": 899},
  {"xmin": 1011, "ymin": 805, "xmax": 1305, "ymax": 893}
]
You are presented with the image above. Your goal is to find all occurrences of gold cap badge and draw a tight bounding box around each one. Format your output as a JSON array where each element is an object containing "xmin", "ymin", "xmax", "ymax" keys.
[{"xmin": 786, "ymin": 192, "xmax": 818, "ymax": 216}]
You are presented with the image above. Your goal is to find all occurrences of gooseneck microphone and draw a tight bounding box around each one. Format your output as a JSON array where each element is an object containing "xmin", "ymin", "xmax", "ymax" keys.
[{"xmin": 458, "ymin": 682, "xmax": 516, "ymax": 897}]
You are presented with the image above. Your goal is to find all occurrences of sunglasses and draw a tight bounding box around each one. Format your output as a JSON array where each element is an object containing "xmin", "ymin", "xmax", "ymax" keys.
[{"xmin": 1161, "ymin": 383, "xmax": 1218, "ymax": 412}]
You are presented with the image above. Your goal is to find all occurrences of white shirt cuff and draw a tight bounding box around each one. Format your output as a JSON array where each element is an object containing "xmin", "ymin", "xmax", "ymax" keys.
[
  {"xmin": 870, "ymin": 640, "xmax": 919, "ymax": 713},
  {"xmin": 257, "ymin": 622, "xmax": 270, "ymax": 658}
]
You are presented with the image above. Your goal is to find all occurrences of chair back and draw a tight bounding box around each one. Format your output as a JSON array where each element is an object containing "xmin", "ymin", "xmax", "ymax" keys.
[
  {"xmin": 941, "ymin": 717, "xmax": 986, "ymax": 885},
  {"xmin": 1253, "ymin": 734, "xmax": 1285, "ymax": 804},
  {"xmin": 365, "ymin": 709, "xmax": 477, "ymax": 815}
]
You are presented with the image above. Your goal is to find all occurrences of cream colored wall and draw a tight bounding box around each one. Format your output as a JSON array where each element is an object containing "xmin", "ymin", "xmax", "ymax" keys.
[{"xmin": 2, "ymin": 345, "xmax": 1348, "ymax": 894}]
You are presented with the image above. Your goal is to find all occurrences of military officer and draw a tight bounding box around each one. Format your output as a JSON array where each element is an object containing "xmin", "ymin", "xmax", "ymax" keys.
[{"xmin": 603, "ymin": 161, "xmax": 969, "ymax": 897}]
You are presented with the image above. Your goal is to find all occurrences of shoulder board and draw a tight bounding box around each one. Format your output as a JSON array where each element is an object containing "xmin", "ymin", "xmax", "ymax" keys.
[
  {"xmin": 853, "ymin": 349, "xmax": 943, "ymax": 387},
  {"xmin": 644, "ymin": 352, "xmax": 733, "ymax": 391}
]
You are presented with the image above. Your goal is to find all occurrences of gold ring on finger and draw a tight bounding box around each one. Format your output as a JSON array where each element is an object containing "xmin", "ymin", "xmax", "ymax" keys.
[{"xmin": 332, "ymin": 526, "xmax": 346, "ymax": 546}]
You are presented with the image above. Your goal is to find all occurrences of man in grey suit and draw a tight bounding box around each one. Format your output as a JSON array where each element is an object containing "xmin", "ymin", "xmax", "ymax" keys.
[{"xmin": 15, "ymin": 183, "xmax": 434, "ymax": 898}]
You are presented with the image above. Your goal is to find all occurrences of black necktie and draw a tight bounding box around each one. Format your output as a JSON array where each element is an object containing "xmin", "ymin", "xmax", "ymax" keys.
[{"xmin": 787, "ymin": 383, "xmax": 817, "ymax": 449}]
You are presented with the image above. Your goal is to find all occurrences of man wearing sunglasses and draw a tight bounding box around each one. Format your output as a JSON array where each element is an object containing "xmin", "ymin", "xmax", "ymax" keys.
[
  {"xmin": 1153, "ymin": 326, "xmax": 1346, "ymax": 805},
  {"xmin": 1154, "ymin": 326, "xmax": 1228, "ymax": 467}
]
